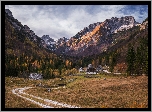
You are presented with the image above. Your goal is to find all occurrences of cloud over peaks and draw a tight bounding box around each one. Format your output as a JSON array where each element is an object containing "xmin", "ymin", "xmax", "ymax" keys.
[{"xmin": 5, "ymin": 5, "xmax": 148, "ymax": 40}]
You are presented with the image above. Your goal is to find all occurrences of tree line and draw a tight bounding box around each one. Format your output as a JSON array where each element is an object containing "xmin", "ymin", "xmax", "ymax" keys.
[
  {"xmin": 126, "ymin": 36, "xmax": 148, "ymax": 75},
  {"xmin": 5, "ymin": 52, "xmax": 78, "ymax": 79}
]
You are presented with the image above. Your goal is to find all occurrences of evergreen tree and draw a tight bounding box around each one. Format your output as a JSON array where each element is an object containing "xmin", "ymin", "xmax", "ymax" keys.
[
  {"xmin": 126, "ymin": 44, "xmax": 135, "ymax": 75},
  {"xmin": 140, "ymin": 37, "xmax": 148, "ymax": 75},
  {"xmin": 134, "ymin": 47, "xmax": 142, "ymax": 75},
  {"xmin": 109, "ymin": 52, "xmax": 117, "ymax": 73}
]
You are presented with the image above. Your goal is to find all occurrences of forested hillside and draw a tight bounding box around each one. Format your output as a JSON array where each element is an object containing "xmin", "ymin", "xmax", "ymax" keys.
[
  {"xmin": 65, "ymin": 18, "xmax": 148, "ymax": 75},
  {"xmin": 5, "ymin": 12, "xmax": 77, "ymax": 79},
  {"xmin": 5, "ymin": 8, "xmax": 148, "ymax": 78}
]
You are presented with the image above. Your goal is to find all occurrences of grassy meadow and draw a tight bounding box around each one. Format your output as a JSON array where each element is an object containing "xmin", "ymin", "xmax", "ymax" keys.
[{"xmin": 5, "ymin": 74, "xmax": 148, "ymax": 108}]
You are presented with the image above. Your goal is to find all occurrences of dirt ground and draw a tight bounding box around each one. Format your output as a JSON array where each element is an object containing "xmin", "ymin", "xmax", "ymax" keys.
[{"xmin": 24, "ymin": 75, "xmax": 148, "ymax": 108}]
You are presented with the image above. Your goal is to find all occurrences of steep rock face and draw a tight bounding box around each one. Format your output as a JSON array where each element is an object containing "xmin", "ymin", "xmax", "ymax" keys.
[
  {"xmin": 55, "ymin": 16, "xmax": 140, "ymax": 57},
  {"xmin": 139, "ymin": 18, "xmax": 148, "ymax": 30},
  {"xmin": 105, "ymin": 16, "xmax": 135, "ymax": 33},
  {"xmin": 72, "ymin": 22, "xmax": 102, "ymax": 39},
  {"xmin": 55, "ymin": 37, "xmax": 69, "ymax": 54},
  {"xmin": 5, "ymin": 9, "xmax": 46, "ymax": 49},
  {"xmin": 41, "ymin": 35, "xmax": 56, "ymax": 51},
  {"xmin": 6, "ymin": 8, "xmax": 144, "ymax": 58},
  {"xmin": 56, "ymin": 37, "xmax": 69, "ymax": 45},
  {"xmin": 5, "ymin": 9, "xmax": 13, "ymax": 17}
]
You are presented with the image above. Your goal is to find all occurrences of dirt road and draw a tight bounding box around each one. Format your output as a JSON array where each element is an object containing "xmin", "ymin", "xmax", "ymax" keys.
[{"xmin": 12, "ymin": 87, "xmax": 80, "ymax": 108}]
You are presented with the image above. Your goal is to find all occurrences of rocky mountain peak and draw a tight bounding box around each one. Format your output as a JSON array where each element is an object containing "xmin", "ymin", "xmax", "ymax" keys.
[
  {"xmin": 41, "ymin": 35, "xmax": 56, "ymax": 45},
  {"xmin": 23, "ymin": 25, "xmax": 30, "ymax": 31},
  {"xmin": 5, "ymin": 9, "xmax": 13, "ymax": 17},
  {"xmin": 55, "ymin": 16, "xmax": 141, "ymax": 57},
  {"xmin": 103, "ymin": 16, "xmax": 138, "ymax": 34},
  {"xmin": 5, "ymin": 9, "xmax": 145, "ymax": 58},
  {"xmin": 42, "ymin": 35, "xmax": 51, "ymax": 40},
  {"xmin": 57, "ymin": 37, "xmax": 69, "ymax": 44},
  {"xmin": 139, "ymin": 17, "xmax": 148, "ymax": 30}
]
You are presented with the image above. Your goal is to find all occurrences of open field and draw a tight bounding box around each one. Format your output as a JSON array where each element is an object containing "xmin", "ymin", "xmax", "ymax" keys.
[{"xmin": 5, "ymin": 74, "xmax": 148, "ymax": 108}]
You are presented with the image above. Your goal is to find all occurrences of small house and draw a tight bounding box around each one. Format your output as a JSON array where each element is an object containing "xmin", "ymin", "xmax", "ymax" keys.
[
  {"xmin": 86, "ymin": 64, "xmax": 97, "ymax": 74},
  {"xmin": 79, "ymin": 67, "xmax": 84, "ymax": 73},
  {"xmin": 96, "ymin": 65, "xmax": 102, "ymax": 72},
  {"xmin": 29, "ymin": 73, "xmax": 43, "ymax": 80}
]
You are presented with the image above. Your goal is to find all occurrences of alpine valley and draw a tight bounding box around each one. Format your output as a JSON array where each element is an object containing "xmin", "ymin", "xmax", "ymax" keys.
[
  {"xmin": 5, "ymin": 9, "xmax": 148, "ymax": 77},
  {"xmin": 4, "ymin": 8, "xmax": 149, "ymax": 109}
]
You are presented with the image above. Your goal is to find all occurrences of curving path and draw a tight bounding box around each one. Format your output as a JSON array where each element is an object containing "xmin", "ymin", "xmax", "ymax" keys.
[
  {"xmin": 103, "ymin": 69, "xmax": 121, "ymax": 74},
  {"xmin": 12, "ymin": 87, "xmax": 80, "ymax": 108}
]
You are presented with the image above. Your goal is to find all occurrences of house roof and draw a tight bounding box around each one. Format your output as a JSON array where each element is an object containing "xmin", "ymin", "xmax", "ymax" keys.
[{"xmin": 29, "ymin": 73, "xmax": 43, "ymax": 80}]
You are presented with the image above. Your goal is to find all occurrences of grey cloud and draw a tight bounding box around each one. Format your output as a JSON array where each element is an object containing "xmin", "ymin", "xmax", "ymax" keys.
[{"xmin": 5, "ymin": 5, "xmax": 148, "ymax": 40}]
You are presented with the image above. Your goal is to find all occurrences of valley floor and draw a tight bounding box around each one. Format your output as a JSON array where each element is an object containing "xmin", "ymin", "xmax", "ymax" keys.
[{"xmin": 5, "ymin": 74, "xmax": 148, "ymax": 108}]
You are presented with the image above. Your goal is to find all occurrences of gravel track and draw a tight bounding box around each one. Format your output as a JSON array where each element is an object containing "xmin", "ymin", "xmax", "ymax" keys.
[
  {"xmin": 12, "ymin": 87, "xmax": 80, "ymax": 108},
  {"xmin": 103, "ymin": 70, "xmax": 121, "ymax": 74}
]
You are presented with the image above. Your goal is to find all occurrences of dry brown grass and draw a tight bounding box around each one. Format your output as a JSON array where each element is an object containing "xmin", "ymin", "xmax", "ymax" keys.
[
  {"xmin": 5, "ymin": 77, "xmax": 41, "ymax": 108},
  {"xmin": 5, "ymin": 75, "xmax": 148, "ymax": 108}
]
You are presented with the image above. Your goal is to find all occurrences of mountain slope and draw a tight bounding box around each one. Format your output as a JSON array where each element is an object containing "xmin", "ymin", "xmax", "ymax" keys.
[
  {"xmin": 5, "ymin": 9, "xmax": 52, "ymax": 58},
  {"xmin": 5, "ymin": 8, "xmax": 148, "ymax": 75},
  {"xmin": 79, "ymin": 17, "xmax": 148, "ymax": 73},
  {"xmin": 55, "ymin": 16, "xmax": 141, "ymax": 57},
  {"xmin": 5, "ymin": 9, "xmax": 68, "ymax": 78}
]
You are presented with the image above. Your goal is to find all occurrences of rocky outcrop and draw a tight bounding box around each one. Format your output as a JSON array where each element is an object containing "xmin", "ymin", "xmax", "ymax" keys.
[
  {"xmin": 5, "ymin": 9, "xmax": 13, "ymax": 17},
  {"xmin": 55, "ymin": 16, "xmax": 140, "ymax": 57},
  {"xmin": 41, "ymin": 35, "xmax": 56, "ymax": 51},
  {"xmin": 139, "ymin": 18, "xmax": 148, "ymax": 30},
  {"xmin": 5, "ymin": 9, "xmax": 47, "ymax": 49},
  {"xmin": 6, "ymin": 9, "xmax": 145, "ymax": 58}
]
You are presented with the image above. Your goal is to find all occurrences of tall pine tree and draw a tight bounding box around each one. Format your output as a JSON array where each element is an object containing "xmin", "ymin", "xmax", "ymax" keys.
[{"xmin": 126, "ymin": 44, "xmax": 135, "ymax": 75}]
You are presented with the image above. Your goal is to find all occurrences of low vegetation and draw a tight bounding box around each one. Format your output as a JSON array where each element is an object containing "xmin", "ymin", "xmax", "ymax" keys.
[
  {"xmin": 5, "ymin": 74, "xmax": 148, "ymax": 108},
  {"xmin": 5, "ymin": 9, "xmax": 148, "ymax": 109}
]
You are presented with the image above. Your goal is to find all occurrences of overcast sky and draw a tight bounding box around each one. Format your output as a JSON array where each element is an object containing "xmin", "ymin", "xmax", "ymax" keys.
[{"xmin": 5, "ymin": 5, "xmax": 148, "ymax": 41}]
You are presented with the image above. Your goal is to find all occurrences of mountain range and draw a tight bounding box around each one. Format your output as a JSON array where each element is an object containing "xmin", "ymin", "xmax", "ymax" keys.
[
  {"xmin": 5, "ymin": 9, "xmax": 146, "ymax": 58},
  {"xmin": 5, "ymin": 9, "xmax": 148, "ymax": 74},
  {"xmin": 54, "ymin": 16, "xmax": 141, "ymax": 57}
]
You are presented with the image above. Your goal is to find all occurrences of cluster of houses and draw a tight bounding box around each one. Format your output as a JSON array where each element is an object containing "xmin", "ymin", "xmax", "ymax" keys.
[
  {"xmin": 79, "ymin": 64, "xmax": 103, "ymax": 74},
  {"xmin": 20, "ymin": 64, "xmax": 105, "ymax": 80}
]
